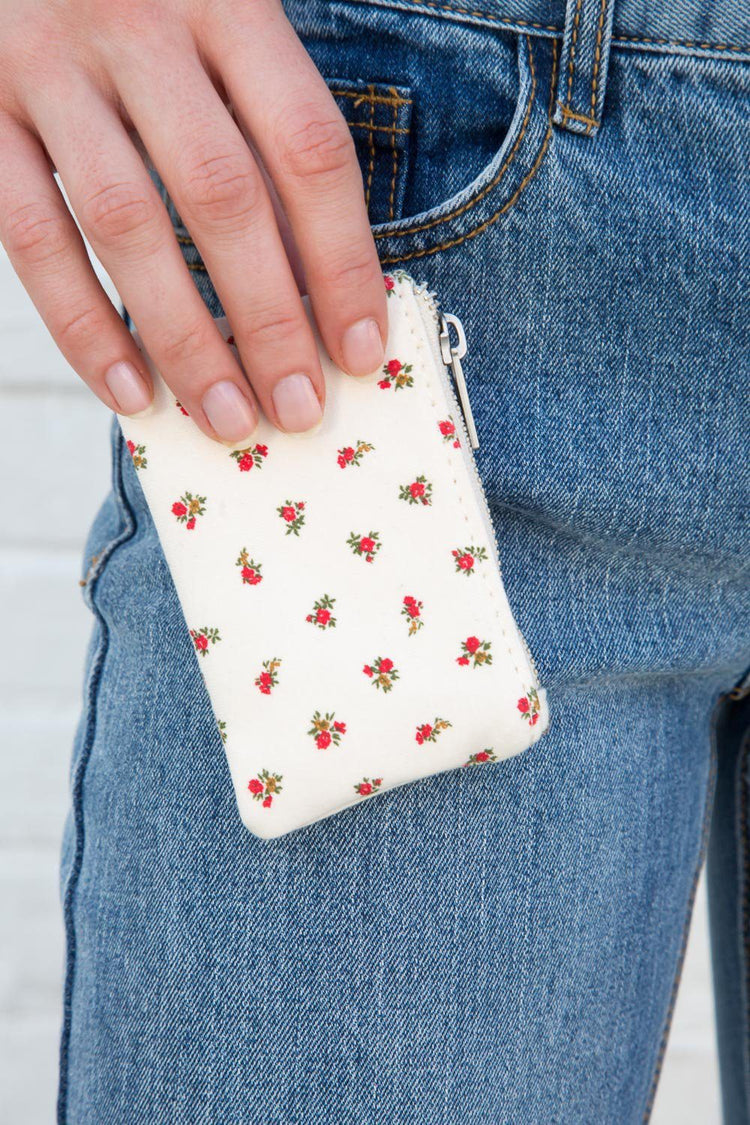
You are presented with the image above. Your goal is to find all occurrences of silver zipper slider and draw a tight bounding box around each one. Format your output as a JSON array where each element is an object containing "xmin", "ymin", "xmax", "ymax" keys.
[{"xmin": 439, "ymin": 313, "xmax": 479, "ymax": 450}]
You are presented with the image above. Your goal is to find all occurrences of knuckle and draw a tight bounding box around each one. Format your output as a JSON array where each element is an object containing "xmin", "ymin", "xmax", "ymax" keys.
[
  {"xmin": 3, "ymin": 202, "xmax": 69, "ymax": 265},
  {"xmin": 53, "ymin": 304, "xmax": 105, "ymax": 352},
  {"xmin": 277, "ymin": 109, "xmax": 354, "ymax": 183},
  {"xmin": 160, "ymin": 321, "xmax": 215, "ymax": 368},
  {"xmin": 326, "ymin": 252, "xmax": 381, "ymax": 293},
  {"xmin": 80, "ymin": 181, "xmax": 159, "ymax": 246},
  {"xmin": 241, "ymin": 306, "xmax": 304, "ymax": 350},
  {"xmin": 181, "ymin": 149, "xmax": 258, "ymax": 226}
]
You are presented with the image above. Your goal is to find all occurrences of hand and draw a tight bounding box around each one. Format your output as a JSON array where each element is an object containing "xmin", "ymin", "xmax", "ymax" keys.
[{"xmin": 0, "ymin": 0, "xmax": 387, "ymax": 440}]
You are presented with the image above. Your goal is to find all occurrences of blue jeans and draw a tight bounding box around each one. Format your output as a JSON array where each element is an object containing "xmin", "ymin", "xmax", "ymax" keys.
[{"xmin": 59, "ymin": 1, "xmax": 750, "ymax": 1121}]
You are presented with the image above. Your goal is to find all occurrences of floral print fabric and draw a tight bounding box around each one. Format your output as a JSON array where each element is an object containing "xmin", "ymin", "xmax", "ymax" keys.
[{"xmin": 118, "ymin": 273, "xmax": 547, "ymax": 838}]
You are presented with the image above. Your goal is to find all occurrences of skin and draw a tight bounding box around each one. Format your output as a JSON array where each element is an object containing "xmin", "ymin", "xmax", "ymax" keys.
[{"xmin": 0, "ymin": 0, "xmax": 388, "ymax": 441}]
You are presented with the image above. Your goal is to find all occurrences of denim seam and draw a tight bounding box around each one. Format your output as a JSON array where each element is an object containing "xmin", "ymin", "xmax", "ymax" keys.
[
  {"xmin": 642, "ymin": 689, "xmax": 721, "ymax": 1120},
  {"xmin": 56, "ymin": 429, "xmax": 138, "ymax": 1124},
  {"xmin": 337, "ymin": 0, "xmax": 750, "ymax": 56},
  {"xmin": 374, "ymin": 35, "xmax": 538, "ymax": 241},
  {"xmin": 587, "ymin": 0, "xmax": 609, "ymax": 129},
  {"xmin": 488, "ymin": 497, "xmax": 748, "ymax": 585},
  {"xmin": 389, "ymin": 91, "xmax": 399, "ymax": 220},
  {"xmin": 329, "ymin": 86, "xmax": 412, "ymax": 106},
  {"xmin": 365, "ymin": 86, "xmax": 376, "ymax": 208},
  {"xmin": 378, "ymin": 39, "xmax": 556, "ymax": 264},
  {"xmin": 563, "ymin": 0, "xmax": 583, "ymax": 108},
  {"xmin": 739, "ymin": 726, "xmax": 750, "ymax": 1114},
  {"xmin": 559, "ymin": 664, "xmax": 748, "ymax": 693}
]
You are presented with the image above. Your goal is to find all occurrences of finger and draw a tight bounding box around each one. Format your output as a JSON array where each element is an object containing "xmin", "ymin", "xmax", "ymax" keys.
[
  {"xmin": 24, "ymin": 77, "xmax": 258, "ymax": 444},
  {"xmin": 0, "ymin": 113, "xmax": 152, "ymax": 415},
  {"xmin": 207, "ymin": 0, "xmax": 387, "ymax": 377},
  {"xmin": 115, "ymin": 48, "xmax": 325, "ymax": 433}
]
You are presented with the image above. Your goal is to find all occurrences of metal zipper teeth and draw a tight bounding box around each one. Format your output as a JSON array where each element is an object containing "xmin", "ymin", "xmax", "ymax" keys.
[{"xmin": 410, "ymin": 280, "xmax": 542, "ymax": 687}]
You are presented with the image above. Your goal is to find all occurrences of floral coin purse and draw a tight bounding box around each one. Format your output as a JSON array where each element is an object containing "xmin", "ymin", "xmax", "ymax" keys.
[{"xmin": 118, "ymin": 272, "xmax": 548, "ymax": 838}]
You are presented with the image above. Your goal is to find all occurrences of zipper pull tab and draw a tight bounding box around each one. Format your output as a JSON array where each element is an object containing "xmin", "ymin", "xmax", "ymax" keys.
[{"xmin": 439, "ymin": 313, "xmax": 479, "ymax": 450}]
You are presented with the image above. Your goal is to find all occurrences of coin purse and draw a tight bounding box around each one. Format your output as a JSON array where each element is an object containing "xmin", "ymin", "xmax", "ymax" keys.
[{"xmin": 118, "ymin": 272, "xmax": 548, "ymax": 838}]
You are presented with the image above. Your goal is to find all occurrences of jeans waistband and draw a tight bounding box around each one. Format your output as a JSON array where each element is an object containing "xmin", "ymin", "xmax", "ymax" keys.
[
  {"xmin": 417, "ymin": 0, "xmax": 750, "ymax": 52},
  {"xmin": 362, "ymin": 0, "xmax": 749, "ymax": 138}
]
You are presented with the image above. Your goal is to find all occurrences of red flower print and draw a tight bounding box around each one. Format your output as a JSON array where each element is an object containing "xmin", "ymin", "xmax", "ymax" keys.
[
  {"xmin": 518, "ymin": 689, "xmax": 541, "ymax": 725},
  {"xmin": 230, "ymin": 443, "xmax": 269, "ymax": 472},
  {"xmin": 226, "ymin": 334, "xmax": 235, "ymax": 346},
  {"xmin": 452, "ymin": 545, "xmax": 488, "ymax": 575},
  {"xmin": 189, "ymin": 626, "xmax": 220, "ymax": 656},
  {"xmin": 172, "ymin": 491, "xmax": 206, "ymax": 529},
  {"xmin": 415, "ymin": 717, "xmax": 452, "ymax": 745},
  {"xmin": 337, "ymin": 439, "xmax": 374, "ymax": 469},
  {"xmin": 401, "ymin": 595, "xmax": 424, "ymax": 635},
  {"xmin": 378, "ymin": 357, "xmax": 414, "ymax": 391},
  {"xmin": 277, "ymin": 500, "xmax": 305, "ymax": 536},
  {"xmin": 347, "ymin": 531, "xmax": 381, "ymax": 563},
  {"xmin": 236, "ymin": 548, "xmax": 263, "ymax": 585},
  {"xmin": 354, "ymin": 776, "xmax": 383, "ymax": 797},
  {"xmin": 125, "ymin": 440, "xmax": 148, "ymax": 470},
  {"xmin": 308, "ymin": 711, "xmax": 346, "ymax": 749},
  {"xmin": 438, "ymin": 417, "xmax": 461, "ymax": 449},
  {"xmin": 384, "ymin": 275, "xmax": 395, "ymax": 293},
  {"xmin": 254, "ymin": 657, "xmax": 281, "ymax": 695},
  {"xmin": 463, "ymin": 748, "xmax": 498, "ymax": 767},
  {"xmin": 175, "ymin": 400, "xmax": 189, "ymax": 416},
  {"xmin": 456, "ymin": 636, "xmax": 493, "ymax": 668},
  {"xmin": 306, "ymin": 594, "xmax": 336, "ymax": 630},
  {"xmin": 248, "ymin": 769, "xmax": 283, "ymax": 806},
  {"xmin": 364, "ymin": 656, "xmax": 399, "ymax": 692},
  {"xmin": 398, "ymin": 475, "xmax": 433, "ymax": 506}
]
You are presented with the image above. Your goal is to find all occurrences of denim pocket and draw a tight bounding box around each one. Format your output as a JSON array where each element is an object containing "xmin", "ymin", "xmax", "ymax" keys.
[{"xmin": 287, "ymin": 0, "xmax": 556, "ymax": 265}]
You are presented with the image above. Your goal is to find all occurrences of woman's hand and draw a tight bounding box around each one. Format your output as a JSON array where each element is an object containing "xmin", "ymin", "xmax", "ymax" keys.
[{"xmin": 0, "ymin": 0, "xmax": 387, "ymax": 440}]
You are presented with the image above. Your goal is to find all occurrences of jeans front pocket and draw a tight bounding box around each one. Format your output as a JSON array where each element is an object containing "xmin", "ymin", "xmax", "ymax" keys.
[{"xmin": 287, "ymin": 0, "xmax": 557, "ymax": 266}]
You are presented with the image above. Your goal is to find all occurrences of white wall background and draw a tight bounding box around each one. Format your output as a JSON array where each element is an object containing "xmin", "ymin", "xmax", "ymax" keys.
[{"xmin": 0, "ymin": 243, "xmax": 722, "ymax": 1124}]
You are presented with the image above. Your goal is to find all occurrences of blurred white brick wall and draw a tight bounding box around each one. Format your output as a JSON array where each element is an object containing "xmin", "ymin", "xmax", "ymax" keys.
[{"xmin": 0, "ymin": 241, "xmax": 721, "ymax": 1125}]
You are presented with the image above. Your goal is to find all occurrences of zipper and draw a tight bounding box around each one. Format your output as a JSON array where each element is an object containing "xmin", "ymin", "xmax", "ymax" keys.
[{"xmin": 411, "ymin": 280, "xmax": 541, "ymax": 685}]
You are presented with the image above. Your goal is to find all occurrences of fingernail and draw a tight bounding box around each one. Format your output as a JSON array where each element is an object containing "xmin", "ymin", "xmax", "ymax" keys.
[
  {"xmin": 104, "ymin": 361, "xmax": 152, "ymax": 415},
  {"xmin": 202, "ymin": 381, "xmax": 257, "ymax": 443},
  {"xmin": 341, "ymin": 317, "xmax": 384, "ymax": 376},
  {"xmin": 272, "ymin": 373, "xmax": 322, "ymax": 432}
]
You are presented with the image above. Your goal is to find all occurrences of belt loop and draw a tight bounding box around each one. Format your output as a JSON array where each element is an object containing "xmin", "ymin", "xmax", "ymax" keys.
[{"xmin": 552, "ymin": 0, "xmax": 616, "ymax": 136}]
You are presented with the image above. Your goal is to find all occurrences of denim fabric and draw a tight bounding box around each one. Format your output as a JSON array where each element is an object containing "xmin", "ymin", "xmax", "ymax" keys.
[{"xmin": 60, "ymin": 1, "xmax": 750, "ymax": 1121}]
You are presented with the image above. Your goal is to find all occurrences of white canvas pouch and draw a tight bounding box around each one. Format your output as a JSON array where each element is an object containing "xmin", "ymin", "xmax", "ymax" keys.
[{"xmin": 118, "ymin": 271, "xmax": 548, "ymax": 838}]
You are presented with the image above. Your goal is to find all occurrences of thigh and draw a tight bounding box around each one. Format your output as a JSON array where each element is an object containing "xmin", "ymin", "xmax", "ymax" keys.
[{"xmin": 60, "ymin": 6, "xmax": 749, "ymax": 1123}]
